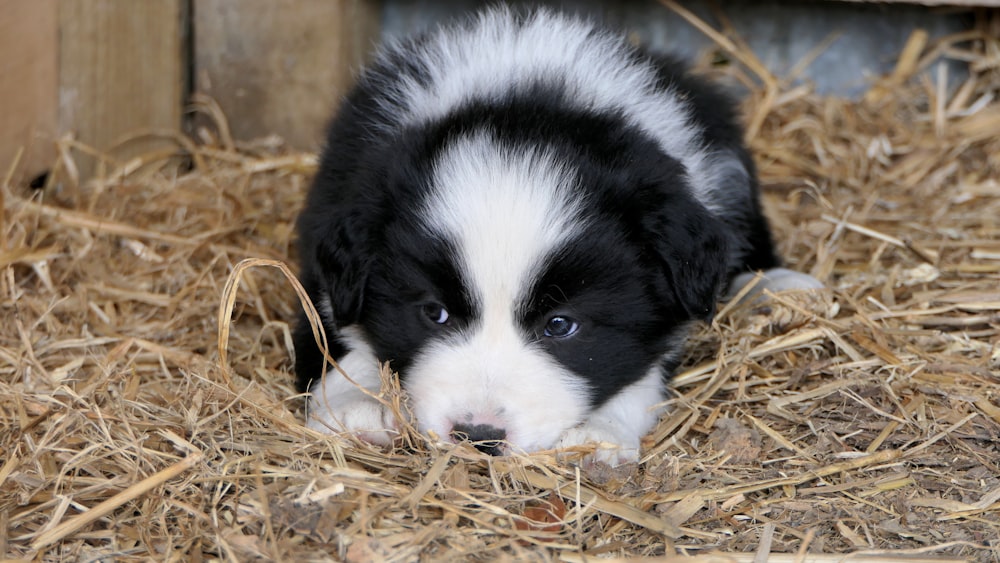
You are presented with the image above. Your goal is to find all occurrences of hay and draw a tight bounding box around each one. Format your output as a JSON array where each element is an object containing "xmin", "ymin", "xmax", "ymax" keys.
[{"xmin": 3, "ymin": 6, "xmax": 1000, "ymax": 561}]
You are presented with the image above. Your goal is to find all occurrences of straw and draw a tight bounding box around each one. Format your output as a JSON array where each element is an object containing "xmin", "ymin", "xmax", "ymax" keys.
[{"xmin": 2, "ymin": 7, "xmax": 998, "ymax": 561}]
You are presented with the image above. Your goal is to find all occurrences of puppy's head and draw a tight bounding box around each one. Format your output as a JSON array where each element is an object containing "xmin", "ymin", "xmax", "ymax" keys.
[{"xmin": 313, "ymin": 126, "xmax": 728, "ymax": 453}]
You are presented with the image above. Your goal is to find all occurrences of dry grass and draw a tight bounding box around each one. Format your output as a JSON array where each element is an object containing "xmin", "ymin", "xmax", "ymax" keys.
[{"xmin": 3, "ymin": 8, "xmax": 1000, "ymax": 562}]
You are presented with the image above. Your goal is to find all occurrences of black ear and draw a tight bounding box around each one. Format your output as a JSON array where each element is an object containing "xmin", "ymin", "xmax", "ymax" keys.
[
  {"xmin": 645, "ymin": 202, "xmax": 730, "ymax": 322},
  {"xmin": 301, "ymin": 206, "xmax": 374, "ymax": 328}
]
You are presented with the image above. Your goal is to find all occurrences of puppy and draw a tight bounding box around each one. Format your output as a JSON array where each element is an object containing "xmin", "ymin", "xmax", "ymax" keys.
[{"xmin": 293, "ymin": 8, "xmax": 820, "ymax": 464}]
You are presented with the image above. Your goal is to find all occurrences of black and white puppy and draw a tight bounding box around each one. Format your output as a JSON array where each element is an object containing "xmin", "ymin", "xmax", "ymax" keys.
[{"xmin": 293, "ymin": 8, "xmax": 820, "ymax": 464}]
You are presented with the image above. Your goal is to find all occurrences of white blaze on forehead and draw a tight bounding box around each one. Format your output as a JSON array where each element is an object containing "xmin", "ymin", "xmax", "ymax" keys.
[
  {"xmin": 376, "ymin": 7, "xmax": 734, "ymax": 212},
  {"xmin": 406, "ymin": 132, "xmax": 592, "ymax": 451},
  {"xmin": 423, "ymin": 132, "xmax": 585, "ymax": 313}
]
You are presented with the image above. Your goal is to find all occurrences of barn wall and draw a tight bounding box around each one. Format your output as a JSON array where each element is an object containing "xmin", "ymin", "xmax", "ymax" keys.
[
  {"xmin": 193, "ymin": 0, "xmax": 380, "ymax": 149},
  {"xmin": 0, "ymin": 0, "xmax": 58, "ymax": 183},
  {"xmin": 58, "ymin": 0, "xmax": 187, "ymax": 181},
  {"xmin": 0, "ymin": 0, "xmax": 993, "ymax": 183},
  {"xmin": 0, "ymin": 0, "xmax": 381, "ymax": 183}
]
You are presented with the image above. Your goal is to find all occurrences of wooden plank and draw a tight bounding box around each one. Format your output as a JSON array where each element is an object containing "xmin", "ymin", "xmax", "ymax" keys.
[
  {"xmin": 194, "ymin": 0, "xmax": 381, "ymax": 150},
  {"xmin": 0, "ymin": 0, "xmax": 58, "ymax": 183},
  {"xmin": 58, "ymin": 0, "xmax": 185, "ymax": 180}
]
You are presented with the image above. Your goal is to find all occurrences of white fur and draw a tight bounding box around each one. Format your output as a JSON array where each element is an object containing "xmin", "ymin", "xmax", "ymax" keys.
[
  {"xmin": 375, "ymin": 8, "xmax": 735, "ymax": 214},
  {"xmin": 728, "ymin": 267, "xmax": 824, "ymax": 303},
  {"xmin": 404, "ymin": 132, "xmax": 593, "ymax": 452},
  {"xmin": 301, "ymin": 9, "xmax": 819, "ymax": 464},
  {"xmin": 306, "ymin": 326, "xmax": 397, "ymax": 445},
  {"xmin": 555, "ymin": 366, "xmax": 665, "ymax": 465}
]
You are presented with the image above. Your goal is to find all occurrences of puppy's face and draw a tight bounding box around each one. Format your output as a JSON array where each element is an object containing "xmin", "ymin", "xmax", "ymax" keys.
[{"xmin": 333, "ymin": 131, "xmax": 727, "ymax": 453}]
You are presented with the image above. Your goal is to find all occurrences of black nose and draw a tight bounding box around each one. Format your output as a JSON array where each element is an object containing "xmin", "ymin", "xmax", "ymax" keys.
[{"xmin": 450, "ymin": 423, "xmax": 507, "ymax": 456}]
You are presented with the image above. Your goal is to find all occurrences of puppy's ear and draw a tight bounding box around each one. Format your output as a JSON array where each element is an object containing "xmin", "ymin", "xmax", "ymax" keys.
[
  {"xmin": 309, "ymin": 207, "xmax": 374, "ymax": 327},
  {"xmin": 645, "ymin": 202, "xmax": 730, "ymax": 322}
]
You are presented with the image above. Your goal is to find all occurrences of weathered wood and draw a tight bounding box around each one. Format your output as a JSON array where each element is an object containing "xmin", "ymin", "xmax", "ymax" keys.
[
  {"xmin": 194, "ymin": 0, "xmax": 381, "ymax": 150},
  {"xmin": 58, "ymin": 0, "xmax": 185, "ymax": 179},
  {"xmin": 0, "ymin": 0, "xmax": 58, "ymax": 183}
]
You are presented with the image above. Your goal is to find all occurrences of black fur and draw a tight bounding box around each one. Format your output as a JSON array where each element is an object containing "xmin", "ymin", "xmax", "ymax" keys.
[{"xmin": 293, "ymin": 10, "xmax": 779, "ymax": 417}]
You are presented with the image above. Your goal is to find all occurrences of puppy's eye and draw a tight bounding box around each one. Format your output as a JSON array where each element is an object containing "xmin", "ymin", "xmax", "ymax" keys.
[
  {"xmin": 543, "ymin": 316, "xmax": 579, "ymax": 338},
  {"xmin": 421, "ymin": 303, "xmax": 450, "ymax": 325}
]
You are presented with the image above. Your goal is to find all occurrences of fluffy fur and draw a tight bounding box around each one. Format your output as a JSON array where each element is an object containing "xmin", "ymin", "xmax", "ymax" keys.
[{"xmin": 293, "ymin": 8, "xmax": 820, "ymax": 464}]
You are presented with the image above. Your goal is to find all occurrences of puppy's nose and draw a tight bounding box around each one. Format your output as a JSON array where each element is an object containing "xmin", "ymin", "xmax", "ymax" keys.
[{"xmin": 450, "ymin": 423, "xmax": 506, "ymax": 456}]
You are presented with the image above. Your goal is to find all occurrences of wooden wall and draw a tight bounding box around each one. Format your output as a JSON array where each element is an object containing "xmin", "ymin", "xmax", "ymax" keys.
[
  {"xmin": 1, "ymin": 0, "xmax": 994, "ymax": 184},
  {"xmin": 0, "ymin": 0, "xmax": 58, "ymax": 183},
  {"xmin": 0, "ymin": 0, "xmax": 381, "ymax": 184},
  {"xmin": 194, "ymin": 0, "xmax": 379, "ymax": 149},
  {"xmin": 59, "ymin": 0, "xmax": 187, "ymax": 181}
]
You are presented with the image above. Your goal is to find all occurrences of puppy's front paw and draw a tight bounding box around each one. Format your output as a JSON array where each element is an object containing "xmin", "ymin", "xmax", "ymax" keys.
[
  {"xmin": 757, "ymin": 268, "xmax": 823, "ymax": 292},
  {"xmin": 556, "ymin": 421, "xmax": 641, "ymax": 467},
  {"xmin": 728, "ymin": 267, "xmax": 824, "ymax": 303},
  {"xmin": 307, "ymin": 396, "xmax": 399, "ymax": 446}
]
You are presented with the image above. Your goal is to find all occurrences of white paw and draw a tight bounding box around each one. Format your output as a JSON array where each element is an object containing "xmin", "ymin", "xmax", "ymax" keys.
[
  {"xmin": 556, "ymin": 420, "xmax": 641, "ymax": 466},
  {"xmin": 728, "ymin": 267, "xmax": 823, "ymax": 302},
  {"xmin": 758, "ymin": 268, "xmax": 824, "ymax": 292},
  {"xmin": 307, "ymin": 396, "xmax": 398, "ymax": 446}
]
